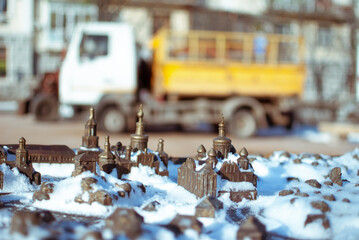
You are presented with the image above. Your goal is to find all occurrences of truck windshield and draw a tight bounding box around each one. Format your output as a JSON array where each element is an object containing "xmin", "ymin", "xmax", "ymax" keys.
[{"xmin": 80, "ymin": 34, "xmax": 108, "ymax": 59}]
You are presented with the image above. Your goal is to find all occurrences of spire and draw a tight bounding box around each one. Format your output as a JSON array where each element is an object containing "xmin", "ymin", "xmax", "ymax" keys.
[
  {"xmin": 89, "ymin": 107, "xmax": 94, "ymax": 119},
  {"xmin": 130, "ymin": 104, "xmax": 148, "ymax": 151},
  {"xmin": 135, "ymin": 104, "xmax": 144, "ymax": 135},
  {"xmin": 207, "ymin": 148, "xmax": 217, "ymax": 167},
  {"xmin": 104, "ymin": 136, "xmax": 110, "ymax": 152},
  {"xmin": 19, "ymin": 137, "xmax": 26, "ymax": 149},
  {"xmin": 82, "ymin": 107, "xmax": 99, "ymax": 149},
  {"xmin": 157, "ymin": 138, "xmax": 164, "ymax": 153},
  {"xmin": 218, "ymin": 115, "xmax": 225, "ymax": 137},
  {"xmin": 99, "ymin": 136, "xmax": 115, "ymax": 168},
  {"xmin": 239, "ymin": 147, "xmax": 248, "ymax": 157},
  {"xmin": 195, "ymin": 144, "xmax": 207, "ymax": 160},
  {"xmin": 126, "ymin": 145, "xmax": 132, "ymax": 161}
]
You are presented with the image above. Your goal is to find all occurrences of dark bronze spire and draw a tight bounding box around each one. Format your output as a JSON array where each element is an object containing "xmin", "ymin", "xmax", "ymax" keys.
[
  {"xmin": 82, "ymin": 107, "xmax": 99, "ymax": 149},
  {"xmin": 213, "ymin": 115, "xmax": 232, "ymax": 159},
  {"xmin": 130, "ymin": 104, "xmax": 149, "ymax": 151}
]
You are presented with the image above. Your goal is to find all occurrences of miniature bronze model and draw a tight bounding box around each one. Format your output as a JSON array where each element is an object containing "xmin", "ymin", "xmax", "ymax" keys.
[
  {"xmin": 98, "ymin": 136, "xmax": 116, "ymax": 174},
  {"xmin": 82, "ymin": 107, "xmax": 99, "ymax": 149},
  {"xmin": 130, "ymin": 104, "xmax": 148, "ymax": 151},
  {"xmin": 237, "ymin": 216, "xmax": 266, "ymax": 240},
  {"xmin": 0, "ymin": 171, "xmax": 3, "ymax": 190},
  {"xmin": 0, "ymin": 145, "xmax": 75, "ymax": 164},
  {"xmin": 168, "ymin": 214, "xmax": 203, "ymax": 234},
  {"xmin": 178, "ymin": 117, "xmax": 258, "ymax": 202},
  {"xmin": 15, "ymin": 138, "xmax": 41, "ymax": 185},
  {"xmin": 213, "ymin": 116, "xmax": 232, "ymax": 159},
  {"xmin": 195, "ymin": 196, "xmax": 223, "ymax": 218}
]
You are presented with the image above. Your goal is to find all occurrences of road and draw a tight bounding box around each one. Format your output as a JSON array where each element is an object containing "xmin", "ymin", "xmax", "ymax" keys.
[{"xmin": 0, "ymin": 112, "xmax": 358, "ymax": 157}]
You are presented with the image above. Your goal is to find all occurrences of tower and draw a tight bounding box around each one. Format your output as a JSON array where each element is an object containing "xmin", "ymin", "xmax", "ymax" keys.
[
  {"xmin": 99, "ymin": 136, "xmax": 115, "ymax": 173},
  {"xmin": 213, "ymin": 116, "xmax": 232, "ymax": 159},
  {"xmin": 16, "ymin": 137, "xmax": 28, "ymax": 168},
  {"xmin": 82, "ymin": 107, "xmax": 99, "ymax": 149},
  {"xmin": 130, "ymin": 104, "xmax": 149, "ymax": 151}
]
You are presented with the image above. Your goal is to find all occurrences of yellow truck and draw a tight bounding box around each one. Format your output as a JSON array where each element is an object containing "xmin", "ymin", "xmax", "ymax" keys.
[
  {"xmin": 34, "ymin": 23, "xmax": 305, "ymax": 138},
  {"xmin": 149, "ymin": 29, "xmax": 305, "ymax": 136}
]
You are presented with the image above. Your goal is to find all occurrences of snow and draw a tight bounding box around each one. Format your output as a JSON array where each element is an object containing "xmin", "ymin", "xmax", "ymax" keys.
[{"xmin": 1, "ymin": 148, "xmax": 359, "ymax": 239}]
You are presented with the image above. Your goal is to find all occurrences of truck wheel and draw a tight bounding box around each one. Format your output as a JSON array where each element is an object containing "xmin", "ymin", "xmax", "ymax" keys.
[
  {"xmin": 100, "ymin": 107, "xmax": 126, "ymax": 133},
  {"xmin": 32, "ymin": 95, "xmax": 58, "ymax": 121},
  {"xmin": 229, "ymin": 110, "xmax": 257, "ymax": 138}
]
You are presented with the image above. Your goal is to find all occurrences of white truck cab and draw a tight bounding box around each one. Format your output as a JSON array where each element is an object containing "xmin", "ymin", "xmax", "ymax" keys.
[{"xmin": 59, "ymin": 22, "xmax": 137, "ymax": 106}]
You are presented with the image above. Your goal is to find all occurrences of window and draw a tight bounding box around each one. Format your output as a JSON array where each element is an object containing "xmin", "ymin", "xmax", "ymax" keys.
[
  {"xmin": 0, "ymin": 47, "xmax": 6, "ymax": 77},
  {"xmin": 0, "ymin": 0, "xmax": 6, "ymax": 13},
  {"xmin": 317, "ymin": 26, "xmax": 332, "ymax": 47},
  {"xmin": 80, "ymin": 34, "xmax": 108, "ymax": 59}
]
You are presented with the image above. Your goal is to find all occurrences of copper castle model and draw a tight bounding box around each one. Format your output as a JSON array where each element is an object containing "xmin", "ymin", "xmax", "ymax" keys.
[
  {"xmin": 72, "ymin": 105, "xmax": 169, "ymax": 178},
  {"xmin": 177, "ymin": 117, "xmax": 258, "ymax": 202}
]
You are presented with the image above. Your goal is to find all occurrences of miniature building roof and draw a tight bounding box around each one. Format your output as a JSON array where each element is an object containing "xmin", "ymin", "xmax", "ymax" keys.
[
  {"xmin": 99, "ymin": 136, "xmax": 114, "ymax": 160},
  {"xmin": 169, "ymin": 214, "xmax": 203, "ymax": 234},
  {"xmin": 1, "ymin": 144, "xmax": 75, "ymax": 158},
  {"xmin": 239, "ymin": 216, "xmax": 266, "ymax": 233},
  {"xmin": 74, "ymin": 151, "xmax": 99, "ymax": 162},
  {"xmin": 196, "ymin": 196, "xmax": 223, "ymax": 210}
]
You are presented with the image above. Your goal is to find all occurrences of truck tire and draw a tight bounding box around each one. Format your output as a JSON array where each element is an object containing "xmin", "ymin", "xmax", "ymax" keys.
[
  {"xmin": 229, "ymin": 109, "xmax": 257, "ymax": 138},
  {"xmin": 100, "ymin": 107, "xmax": 126, "ymax": 133},
  {"xmin": 32, "ymin": 94, "xmax": 58, "ymax": 121}
]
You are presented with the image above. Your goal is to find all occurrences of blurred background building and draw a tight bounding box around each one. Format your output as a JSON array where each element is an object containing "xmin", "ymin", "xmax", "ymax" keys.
[{"xmin": 0, "ymin": 0, "xmax": 358, "ymax": 122}]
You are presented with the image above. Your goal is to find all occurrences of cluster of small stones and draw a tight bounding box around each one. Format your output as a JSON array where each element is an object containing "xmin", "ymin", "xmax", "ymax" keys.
[
  {"xmin": 277, "ymin": 153, "xmax": 352, "ymax": 230},
  {"xmin": 178, "ymin": 117, "xmax": 258, "ymax": 203},
  {"xmin": 10, "ymin": 206, "xmax": 266, "ymax": 240}
]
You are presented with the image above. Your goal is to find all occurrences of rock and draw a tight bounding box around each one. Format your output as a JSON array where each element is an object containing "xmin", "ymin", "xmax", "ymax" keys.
[
  {"xmin": 310, "ymin": 201, "xmax": 330, "ymax": 213},
  {"xmin": 116, "ymin": 183, "xmax": 132, "ymax": 197},
  {"xmin": 324, "ymin": 181, "xmax": 333, "ymax": 186},
  {"xmin": 290, "ymin": 198, "xmax": 298, "ymax": 204},
  {"xmin": 89, "ymin": 190, "xmax": 113, "ymax": 206},
  {"xmin": 168, "ymin": 214, "xmax": 203, "ymax": 235},
  {"xmin": 278, "ymin": 190, "xmax": 294, "ymax": 196},
  {"xmin": 137, "ymin": 183, "xmax": 146, "ymax": 193},
  {"xmin": 105, "ymin": 208, "xmax": 144, "ymax": 239},
  {"xmin": 304, "ymin": 214, "xmax": 330, "ymax": 229},
  {"xmin": 292, "ymin": 187, "xmax": 300, "ymax": 193},
  {"xmin": 314, "ymin": 191, "xmax": 321, "ymax": 194},
  {"xmin": 323, "ymin": 194, "xmax": 336, "ymax": 201},
  {"xmin": 311, "ymin": 161, "xmax": 319, "ymax": 166},
  {"xmin": 10, "ymin": 210, "xmax": 55, "ymax": 235},
  {"xmin": 305, "ymin": 179, "xmax": 322, "ymax": 188},
  {"xmin": 117, "ymin": 191, "xmax": 126, "ymax": 198},
  {"xmin": 293, "ymin": 159, "xmax": 302, "ymax": 164},
  {"xmin": 342, "ymin": 198, "xmax": 350, "ymax": 203},
  {"xmin": 33, "ymin": 182, "xmax": 55, "ymax": 201},
  {"xmin": 143, "ymin": 201, "xmax": 160, "ymax": 212},
  {"xmin": 286, "ymin": 177, "xmax": 300, "ymax": 182},
  {"xmin": 81, "ymin": 231, "xmax": 103, "ymax": 240},
  {"xmin": 295, "ymin": 192, "xmax": 309, "ymax": 197},
  {"xmin": 280, "ymin": 152, "xmax": 291, "ymax": 158},
  {"xmin": 237, "ymin": 216, "xmax": 266, "ymax": 240},
  {"xmin": 81, "ymin": 177, "xmax": 98, "ymax": 192},
  {"xmin": 355, "ymin": 183, "xmax": 359, "ymax": 187},
  {"xmin": 329, "ymin": 167, "xmax": 342, "ymax": 186}
]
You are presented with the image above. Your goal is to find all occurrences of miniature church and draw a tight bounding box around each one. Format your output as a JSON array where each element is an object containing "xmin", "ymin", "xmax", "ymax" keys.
[
  {"xmin": 72, "ymin": 105, "xmax": 169, "ymax": 178},
  {"xmin": 177, "ymin": 117, "xmax": 258, "ymax": 202}
]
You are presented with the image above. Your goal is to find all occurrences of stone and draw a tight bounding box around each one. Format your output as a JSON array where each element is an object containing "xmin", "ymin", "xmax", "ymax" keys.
[
  {"xmin": 310, "ymin": 201, "xmax": 330, "ymax": 213},
  {"xmin": 286, "ymin": 177, "xmax": 300, "ymax": 182},
  {"xmin": 237, "ymin": 216, "xmax": 266, "ymax": 240},
  {"xmin": 279, "ymin": 151, "xmax": 291, "ymax": 158},
  {"xmin": 278, "ymin": 190, "xmax": 294, "ymax": 196},
  {"xmin": 195, "ymin": 196, "xmax": 223, "ymax": 218},
  {"xmin": 81, "ymin": 177, "xmax": 98, "ymax": 192},
  {"xmin": 295, "ymin": 192, "xmax": 309, "ymax": 197},
  {"xmin": 311, "ymin": 161, "xmax": 319, "ymax": 166},
  {"xmin": 10, "ymin": 210, "xmax": 55, "ymax": 235},
  {"xmin": 323, "ymin": 194, "xmax": 336, "ymax": 201},
  {"xmin": 290, "ymin": 198, "xmax": 298, "ymax": 204},
  {"xmin": 304, "ymin": 214, "xmax": 330, "ymax": 229},
  {"xmin": 105, "ymin": 208, "xmax": 144, "ymax": 239},
  {"xmin": 116, "ymin": 183, "xmax": 132, "ymax": 196},
  {"xmin": 329, "ymin": 167, "xmax": 342, "ymax": 186},
  {"xmin": 324, "ymin": 181, "xmax": 333, "ymax": 186},
  {"xmin": 81, "ymin": 231, "xmax": 103, "ymax": 240},
  {"xmin": 342, "ymin": 198, "xmax": 350, "ymax": 203},
  {"xmin": 293, "ymin": 158, "xmax": 302, "ymax": 164},
  {"xmin": 168, "ymin": 214, "xmax": 203, "ymax": 234},
  {"xmin": 89, "ymin": 190, "xmax": 113, "ymax": 206},
  {"xmin": 305, "ymin": 179, "xmax": 322, "ymax": 188},
  {"xmin": 143, "ymin": 201, "xmax": 160, "ymax": 212},
  {"xmin": 33, "ymin": 182, "xmax": 55, "ymax": 201}
]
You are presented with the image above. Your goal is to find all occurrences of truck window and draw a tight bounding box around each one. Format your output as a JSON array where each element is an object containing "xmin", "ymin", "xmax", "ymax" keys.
[
  {"xmin": 0, "ymin": 46, "xmax": 6, "ymax": 77},
  {"xmin": 80, "ymin": 34, "xmax": 108, "ymax": 59}
]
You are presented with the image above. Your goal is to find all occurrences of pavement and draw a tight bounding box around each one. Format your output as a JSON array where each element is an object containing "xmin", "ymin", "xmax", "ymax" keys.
[{"xmin": 0, "ymin": 112, "xmax": 358, "ymax": 157}]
